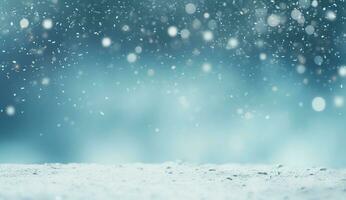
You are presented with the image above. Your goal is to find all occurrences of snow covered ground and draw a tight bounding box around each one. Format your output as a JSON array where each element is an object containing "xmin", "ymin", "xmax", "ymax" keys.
[{"xmin": 0, "ymin": 163, "xmax": 345, "ymax": 200}]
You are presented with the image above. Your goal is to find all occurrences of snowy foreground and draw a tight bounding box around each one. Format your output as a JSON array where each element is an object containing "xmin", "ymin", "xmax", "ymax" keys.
[{"xmin": 0, "ymin": 163, "xmax": 346, "ymax": 200}]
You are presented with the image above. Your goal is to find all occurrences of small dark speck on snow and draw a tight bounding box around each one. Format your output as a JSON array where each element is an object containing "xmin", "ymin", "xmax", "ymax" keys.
[{"xmin": 257, "ymin": 172, "xmax": 268, "ymax": 175}]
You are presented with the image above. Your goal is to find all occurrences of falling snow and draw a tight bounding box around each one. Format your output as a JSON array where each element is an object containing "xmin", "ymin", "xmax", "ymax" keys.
[{"xmin": 1, "ymin": 0, "xmax": 346, "ymax": 168}]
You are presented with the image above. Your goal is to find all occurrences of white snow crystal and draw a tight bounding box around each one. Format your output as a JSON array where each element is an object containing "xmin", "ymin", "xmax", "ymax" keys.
[
  {"xmin": 226, "ymin": 38, "xmax": 239, "ymax": 49},
  {"xmin": 202, "ymin": 63, "xmax": 212, "ymax": 73},
  {"xmin": 19, "ymin": 18, "xmax": 29, "ymax": 29},
  {"xmin": 334, "ymin": 96, "xmax": 344, "ymax": 108},
  {"xmin": 338, "ymin": 66, "xmax": 346, "ymax": 77},
  {"xmin": 102, "ymin": 37, "xmax": 112, "ymax": 47},
  {"xmin": 259, "ymin": 53, "xmax": 267, "ymax": 60},
  {"xmin": 167, "ymin": 26, "xmax": 178, "ymax": 37},
  {"xmin": 42, "ymin": 18, "xmax": 53, "ymax": 30},
  {"xmin": 202, "ymin": 30, "xmax": 213, "ymax": 42},
  {"xmin": 41, "ymin": 77, "xmax": 50, "ymax": 86},
  {"xmin": 6, "ymin": 105, "xmax": 15, "ymax": 116},
  {"xmin": 325, "ymin": 11, "xmax": 336, "ymax": 21},
  {"xmin": 312, "ymin": 97, "xmax": 326, "ymax": 112}
]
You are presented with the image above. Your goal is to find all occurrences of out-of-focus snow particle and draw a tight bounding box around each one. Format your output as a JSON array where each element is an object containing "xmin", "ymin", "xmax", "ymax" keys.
[
  {"xmin": 42, "ymin": 18, "xmax": 53, "ymax": 29},
  {"xmin": 303, "ymin": 78, "xmax": 309, "ymax": 85},
  {"xmin": 291, "ymin": 9, "xmax": 304, "ymax": 24},
  {"xmin": 202, "ymin": 30, "xmax": 213, "ymax": 42},
  {"xmin": 312, "ymin": 97, "xmax": 326, "ymax": 112},
  {"xmin": 100, "ymin": 111, "xmax": 105, "ymax": 116},
  {"xmin": 296, "ymin": 65, "xmax": 306, "ymax": 74},
  {"xmin": 127, "ymin": 53, "xmax": 137, "ymax": 63},
  {"xmin": 291, "ymin": 9, "xmax": 301, "ymax": 20},
  {"xmin": 180, "ymin": 29, "xmax": 190, "ymax": 39},
  {"xmin": 299, "ymin": 0, "xmax": 311, "ymax": 9},
  {"xmin": 178, "ymin": 96, "xmax": 190, "ymax": 109},
  {"xmin": 19, "ymin": 18, "xmax": 29, "ymax": 29},
  {"xmin": 6, "ymin": 105, "xmax": 15, "ymax": 116},
  {"xmin": 202, "ymin": 63, "xmax": 212, "ymax": 73},
  {"xmin": 207, "ymin": 20, "xmax": 217, "ymax": 30},
  {"xmin": 226, "ymin": 37, "xmax": 239, "ymax": 49},
  {"xmin": 311, "ymin": 0, "xmax": 318, "ymax": 7},
  {"xmin": 41, "ymin": 77, "xmax": 50, "ymax": 86},
  {"xmin": 185, "ymin": 3, "xmax": 196, "ymax": 14},
  {"xmin": 203, "ymin": 12, "xmax": 210, "ymax": 19},
  {"xmin": 255, "ymin": 8, "xmax": 267, "ymax": 18},
  {"xmin": 167, "ymin": 26, "xmax": 178, "ymax": 37},
  {"xmin": 254, "ymin": 19, "xmax": 267, "ymax": 33},
  {"xmin": 147, "ymin": 69, "xmax": 155, "ymax": 76},
  {"xmin": 255, "ymin": 40, "xmax": 265, "ymax": 48},
  {"xmin": 236, "ymin": 108, "xmax": 244, "ymax": 115},
  {"xmin": 314, "ymin": 56, "xmax": 323, "ymax": 66},
  {"xmin": 334, "ymin": 96, "xmax": 344, "ymax": 108},
  {"xmin": 192, "ymin": 19, "xmax": 202, "ymax": 29},
  {"xmin": 305, "ymin": 25, "xmax": 315, "ymax": 35},
  {"xmin": 325, "ymin": 10, "xmax": 336, "ymax": 21},
  {"xmin": 267, "ymin": 14, "xmax": 280, "ymax": 27},
  {"xmin": 122, "ymin": 25, "xmax": 130, "ymax": 32},
  {"xmin": 298, "ymin": 54, "xmax": 306, "ymax": 64},
  {"xmin": 102, "ymin": 37, "xmax": 112, "ymax": 47},
  {"xmin": 244, "ymin": 112, "xmax": 254, "ymax": 120},
  {"xmin": 338, "ymin": 66, "xmax": 346, "ymax": 77},
  {"xmin": 154, "ymin": 128, "xmax": 160, "ymax": 133},
  {"xmin": 192, "ymin": 48, "xmax": 200, "ymax": 56},
  {"xmin": 135, "ymin": 46, "xmax": 142, "ymax": 54},
  {"xmin": 259, "ymin": 53, "xmax": 267, "ymax": 60}
]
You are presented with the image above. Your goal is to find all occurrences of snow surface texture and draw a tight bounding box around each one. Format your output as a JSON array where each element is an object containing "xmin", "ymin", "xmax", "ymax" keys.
[{"xmin": 0, "ymin": 163, "xmax": 346, "ymax": 200}]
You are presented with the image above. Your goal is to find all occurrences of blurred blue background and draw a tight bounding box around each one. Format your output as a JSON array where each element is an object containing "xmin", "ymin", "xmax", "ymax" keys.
[{"xmin": 1, "ymin": 0, "xmax": 346, "ymax": 167}]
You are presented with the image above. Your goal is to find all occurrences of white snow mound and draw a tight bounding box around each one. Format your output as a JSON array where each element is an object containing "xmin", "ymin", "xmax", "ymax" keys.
[{"xmin": 0, "ymin": 163, "xmax": 345, "ymax": 200}]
